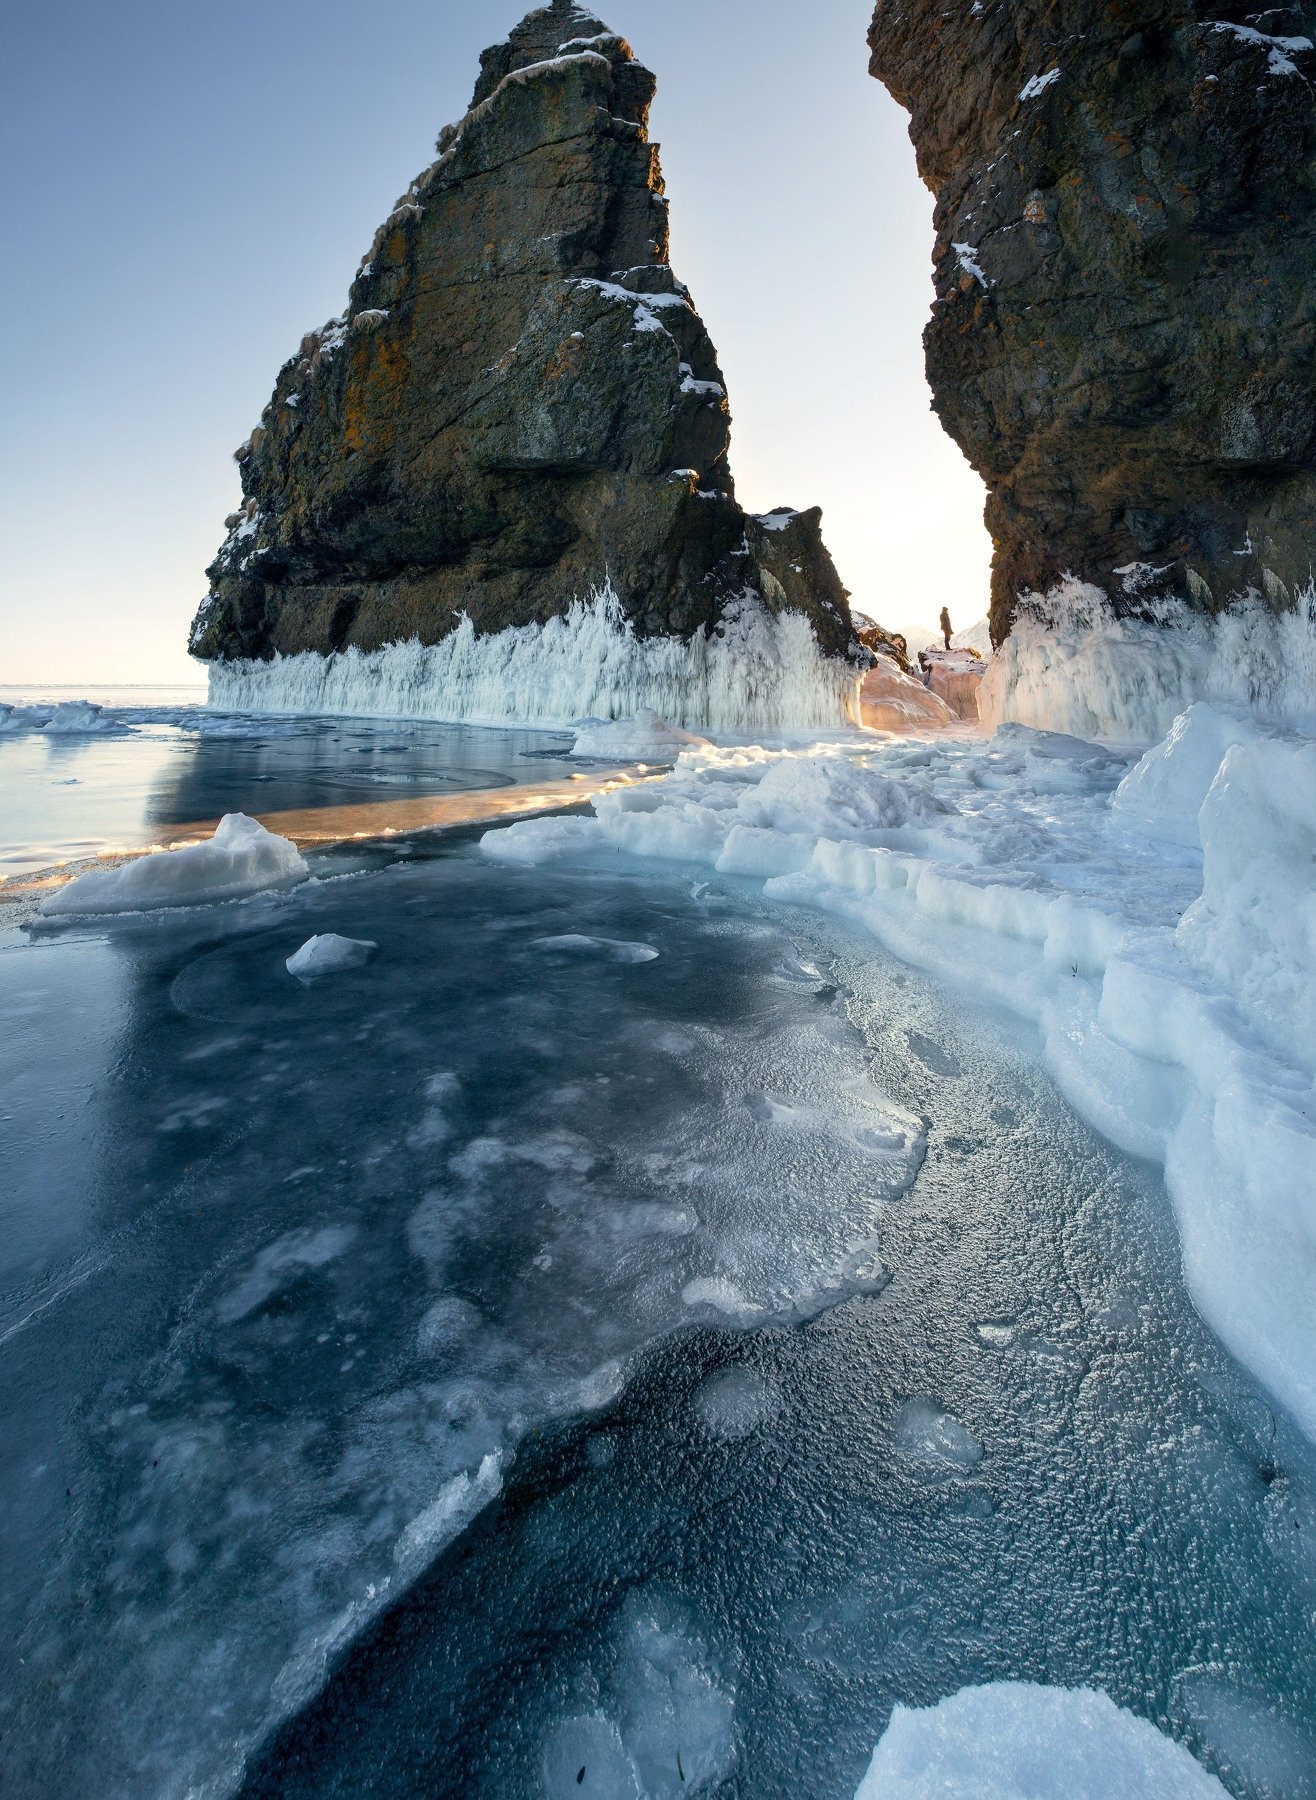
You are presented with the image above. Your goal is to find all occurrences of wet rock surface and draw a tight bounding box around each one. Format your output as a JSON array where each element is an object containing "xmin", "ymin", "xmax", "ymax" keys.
[
  {"xmin": 191, "ymin": 3, "xmax": 856, "ymax": 668},
  {"xmin": 869, "ymin": 0, "xmax": 1316, "ymax": 642}
]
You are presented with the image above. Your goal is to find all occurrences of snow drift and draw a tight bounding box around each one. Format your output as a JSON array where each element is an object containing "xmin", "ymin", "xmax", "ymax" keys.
[{"xmin": 207, "ymin": 589, "xmax": 861, "ymax": 733}]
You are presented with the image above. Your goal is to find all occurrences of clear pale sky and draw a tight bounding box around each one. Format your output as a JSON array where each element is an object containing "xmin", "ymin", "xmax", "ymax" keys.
[{"xmin": 0, "ymin": 0, "xmax": 990, "ymax": 685}]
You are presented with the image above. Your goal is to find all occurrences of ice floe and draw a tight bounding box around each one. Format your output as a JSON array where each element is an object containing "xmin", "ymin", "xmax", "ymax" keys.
[
  {"xmin": 572, "ymin": 709, "xmax": 710, "ymax": 761},
  {"xmin": 286, "ymin": 933, "xmax": 378, "ymax": 978},
  {"xmin": 39, "ymin": 814, "xmax": 309, "ymax": 917},
  {"xmin": 856, "ymin": 1683, "xmax": 1228, "ymax": 1797}
]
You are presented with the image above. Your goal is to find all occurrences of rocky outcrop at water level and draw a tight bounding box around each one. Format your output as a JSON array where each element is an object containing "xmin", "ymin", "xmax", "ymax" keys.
[
  {"xmin": 190, "ymin": 1, "xmax": 858, "ymax": 668},
  {"xmin": 870, "ymin": 0, "xmax": 1316, "ymax": 644}
]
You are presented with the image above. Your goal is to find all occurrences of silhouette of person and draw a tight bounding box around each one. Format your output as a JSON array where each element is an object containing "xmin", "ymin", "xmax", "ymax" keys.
[{"xmin": 940, "ymin": 607, "xmax": 953, "ymax": 651}]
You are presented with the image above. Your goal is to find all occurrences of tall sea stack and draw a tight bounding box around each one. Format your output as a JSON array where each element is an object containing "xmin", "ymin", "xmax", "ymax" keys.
[
  {"xmin": 190, "ymin": 2, "xmax": 857, "ymax": 673},
  {"xmin": 870, "ymin": 0, "xmax": 1316, "ymax": 643}
]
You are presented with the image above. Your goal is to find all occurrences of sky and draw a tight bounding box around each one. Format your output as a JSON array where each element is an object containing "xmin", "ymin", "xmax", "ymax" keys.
[{"xmin": 0, "ymin": 0, "xmax": 990, "ymax": 686}]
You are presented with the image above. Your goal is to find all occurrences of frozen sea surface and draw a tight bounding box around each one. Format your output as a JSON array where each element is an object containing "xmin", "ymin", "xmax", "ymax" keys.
[
  {"xmin": 1, "ymin": 799, "xmax": 1314, "ymax": 1798},
  {"xmin": 0, "ymin": 698, "xmax": 588, "ymax": 886}
]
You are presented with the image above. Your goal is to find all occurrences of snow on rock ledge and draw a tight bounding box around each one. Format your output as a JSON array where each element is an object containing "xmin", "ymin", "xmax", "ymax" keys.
[
  {"xmin": 208, "ymin": 590, "xmax": 860, "ymax": 734},
  {"xmin": 856, "ymin": 1683, "xmax": 1228, "ymax": 1798},
  {"xmin": 40, "ymin": 815, "xmax": 309, "ymax": 917}
]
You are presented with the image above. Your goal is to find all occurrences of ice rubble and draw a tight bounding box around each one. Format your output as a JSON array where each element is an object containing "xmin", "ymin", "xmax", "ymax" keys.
[
  {"xmin": 981, "ymin": 578, "xmax": 1316, "ymax": 741},
  {"xmin": 856, "ymin": 1683, "xmax": 1228, "ymax": 1798},
  {"xmin": 206, "ymin": 588, "xmax": 861, "ymax": 732},
  {"xmin": 0, "ymin": 700, "xmax": 126, "ymax": 735},
  {"xmin": 40, "ymin": 814, "xmax": 309, "ymax": 917},
  {"xmin": 481, "ymin": 704, "xmax": 1316, "ymax": 1438}
]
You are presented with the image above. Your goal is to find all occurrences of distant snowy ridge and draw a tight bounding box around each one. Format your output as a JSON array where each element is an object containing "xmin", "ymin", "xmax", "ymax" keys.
[
  {"xmin": 982, "ymin": 579, "xmax": 1316, "ymax": 741},
  {"xmin": 208, "ymin": 588, "xmax": 860, "ymax": 733}
]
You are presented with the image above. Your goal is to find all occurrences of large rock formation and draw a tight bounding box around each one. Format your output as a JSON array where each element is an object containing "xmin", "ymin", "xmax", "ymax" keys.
[
  {"xmin": 870, "ymin": 0, "xmax": 1316, "ymax": 644},
  {"xmin": 190, "ymin": 1, "xmax": 856, "ymax": 669}
]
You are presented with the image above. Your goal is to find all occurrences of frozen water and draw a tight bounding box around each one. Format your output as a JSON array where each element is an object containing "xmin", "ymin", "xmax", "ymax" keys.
[
  {"xmin": 479, "ymin": 705, "xmax": 1316, "ymax": 1443},
  {"xmin": 1110, "ymin": 703, "xmax": 1273, "ymax": 849},
  {"xmin": 38, "ymin": 813, "xmax": 309, "ymax": 916},
  {"xmin": 856, "ymin": 1683, "xmax": 1230, "ymax": 1797},
  {"xmin": 208, "ymin": 588, "xmax": 861, "ymax": 733},
  {"xmin": 236, "ymin": 893, "xmax": 1316, "ymax": 1800},
  {"xmin": 1176, "ymin": 732, "xmax": 1316, "ymax": 1070},
  {"xmin": 286, "ymin": 933, "xmax": 378, "ymax": 978},
  {"xmin": 4, "ymin": 713, "xmax": 1314, "ymax": 1800},
  {"xmin": 530, "ymin": 933, "xmax": 661, "ymax": 963},
  {"xmin": 980, "ymin": 578, "xmax": 1316, "ymax": 741},
  {"xmin": 0, "ymin": 840, "xmax": 924, "ymax": 1798},
  {"xmin": 692, "ymin": 1366, "xmax": 779, "ymax": 1440},
  {"xmin": 0, "ymin": 704, "xmax": 590, "ymax": 889},
  {"xmin": 892, "ymin": 1398, "xmax": 984, "ymax": 1479}
]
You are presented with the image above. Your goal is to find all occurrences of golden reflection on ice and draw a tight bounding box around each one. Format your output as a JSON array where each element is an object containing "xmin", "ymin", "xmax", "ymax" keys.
[{"xmin": 3, "ymin": 770, "xmax": 638, "ymax": 911}]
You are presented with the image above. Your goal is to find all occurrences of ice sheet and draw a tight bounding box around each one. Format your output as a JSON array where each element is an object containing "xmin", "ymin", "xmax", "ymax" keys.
[
  {"xmin": 1, "ymin": 855, "xmax": 923, "ymax": 1798},
  {"xmin": 481, "ymin": 704, "xmax": 1316, "ymax": 1440}
]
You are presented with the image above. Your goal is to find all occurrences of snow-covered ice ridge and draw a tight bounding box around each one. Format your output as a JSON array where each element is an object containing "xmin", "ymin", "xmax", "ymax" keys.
[
  {"xmin": 484, "ymin": 703, "xmax": 1316, "ymax": 1440},
  {"xmin": 982, "ymin": 577, "xmax": 1316, "ymax": 740},
  {"xmin": 206, "ymin": 589, "xmax": 860, "ymax": 732}
]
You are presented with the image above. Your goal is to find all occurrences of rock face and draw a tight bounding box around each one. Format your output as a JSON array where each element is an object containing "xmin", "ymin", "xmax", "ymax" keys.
[
  {"xmin": 857, "ymin": 658, "xmax": 957, "ymax": 730},
  {"xmin": 870, "ymin": 0, "xmax": 1316, "ymax": 644},
  {"xmin": 191, "ymin": 2, "xmax": 856, "ymax": 668},
  {"xmin": 920, "ymin": 647, "xmax": 984, "ymax": 721}
]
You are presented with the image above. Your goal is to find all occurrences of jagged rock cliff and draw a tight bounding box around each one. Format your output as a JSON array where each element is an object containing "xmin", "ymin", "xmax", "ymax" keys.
[
  {"xmin": 870, "ymin": 0, "xmax": 1316, "ymax": 643},
  {"xmin": 191, "ymin": 1, "xmax": 856, "ymax": 668}
]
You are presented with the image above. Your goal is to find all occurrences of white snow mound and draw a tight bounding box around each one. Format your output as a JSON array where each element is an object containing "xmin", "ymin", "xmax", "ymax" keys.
[
  {"xmin": 856, "ymin": 1683, "xmax": 1228, "ymax": 1798},
  {"xmin": 41, "ymin": 814, "xmax": 309, "ymax": 917},
  {"xmin": 286, "ymin": 934, "xmax": 377, "ymax": 978},
  {"xmin": 572, "ymin": 709, "xmax": 710, "ymax": 761}
]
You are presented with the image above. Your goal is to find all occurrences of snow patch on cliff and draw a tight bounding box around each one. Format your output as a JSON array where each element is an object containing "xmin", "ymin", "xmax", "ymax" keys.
[{"xmin": 207, "ymin": 588, "xmax": 860, "ymax": 733}]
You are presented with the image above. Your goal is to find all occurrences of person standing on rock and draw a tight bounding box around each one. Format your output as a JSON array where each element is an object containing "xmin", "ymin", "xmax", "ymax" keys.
[{"xmin": 940, "ymin": 607, "xmax": 953, "ymax": 651}]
